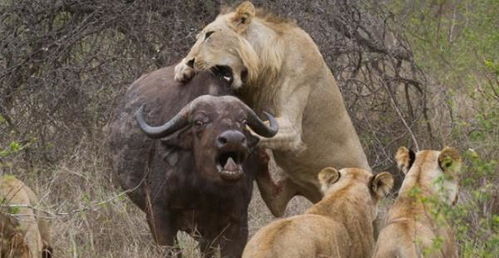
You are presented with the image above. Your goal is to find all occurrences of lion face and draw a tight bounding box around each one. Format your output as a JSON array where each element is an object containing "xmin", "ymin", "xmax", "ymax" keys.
[{"xmin": 182, "ymin": 2, "xmax": 259, "ymax": 89}]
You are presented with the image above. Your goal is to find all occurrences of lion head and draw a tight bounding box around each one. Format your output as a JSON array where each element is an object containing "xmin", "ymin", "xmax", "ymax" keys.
[
  {"xmin": 179, "ymin": 2, "xmax": 259, "ymax": 89},
  {"xmin": 396, "ymin": 146, "xmax": 462, "ymax": 205},
  {"xmin": 318, "ymin": 167, "xmax": 394, "ymax": 219}
]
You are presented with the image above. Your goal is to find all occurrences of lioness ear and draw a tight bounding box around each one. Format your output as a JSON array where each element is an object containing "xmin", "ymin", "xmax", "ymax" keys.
[
  {"xmin": 438, "ymin": 147, "xmax": 462, "ymax": 174},
  {"xmin": 395, "ymin": 146, "xmax": 415, "ymax": 174},
  {"xmin": 370, "ymin": 172, "xmax": 394, "ymax": 198},
  {"xmin": 230, "ymin": 1, "xmax": 255, "ymax": 33},
  {"xmin": 318, "ymin": 167, "xmax": 340, "ymax": 193}
]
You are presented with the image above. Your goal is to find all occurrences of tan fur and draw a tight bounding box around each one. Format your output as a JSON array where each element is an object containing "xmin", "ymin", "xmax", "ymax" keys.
[
  {"xmin": 396, "ymin": 146, "xmax": 412, "ymax": 174},
  {"xmin": 242, "ymin": 167, "xmax": 393, "ymax": 258},
  {"xmin": 0, "ymin": 176, "xmax": 52, "ymax": 258},
  {"xmin": 373, "ymin": 147, "xmax": 461, "ymax": 258},
  {"xmin": 175, "ymin": 1, "xmax": 369, "ymax": 216}
]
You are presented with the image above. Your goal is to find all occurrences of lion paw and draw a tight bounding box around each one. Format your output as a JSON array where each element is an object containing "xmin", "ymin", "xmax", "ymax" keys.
[{"xmin": 174, "ymin": 60, "xmax": 195, "ymax": 83}]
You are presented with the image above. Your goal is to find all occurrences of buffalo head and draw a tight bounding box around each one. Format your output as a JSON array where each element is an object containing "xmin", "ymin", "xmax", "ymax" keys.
[{"xmin": 136, "ymin": 95, "xmax": 277, "ymax": 183}]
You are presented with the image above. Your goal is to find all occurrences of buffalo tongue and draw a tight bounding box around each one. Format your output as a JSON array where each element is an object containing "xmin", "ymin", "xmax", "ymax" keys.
[{"xmin": 224, "ymin": 157, "xmax": 238, "ymax": 171}]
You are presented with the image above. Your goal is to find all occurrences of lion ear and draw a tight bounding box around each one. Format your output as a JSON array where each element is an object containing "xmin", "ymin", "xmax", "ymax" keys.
[
  {"xmin": 370, "ymin": 172, "xmax": 394, "ymax": 198},
  {"xmin": 318, "ymin": 167, "xmax": 340, "ymax": 193},
  {"xmin": 395, "ymin": 146, "xmax": 415, "ymax": 174},
  {"xmin": 438, "ymin": 147, "xmax": 462, "ymax": 174},
  {"xmin": 230, "ymin": 1, "xmax": 255, "ymax": 33}
]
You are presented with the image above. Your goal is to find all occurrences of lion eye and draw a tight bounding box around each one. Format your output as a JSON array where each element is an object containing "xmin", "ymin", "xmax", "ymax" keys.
[{"xmin": 204, "ymin": 31, "xmax": 215, "ymax": 40}]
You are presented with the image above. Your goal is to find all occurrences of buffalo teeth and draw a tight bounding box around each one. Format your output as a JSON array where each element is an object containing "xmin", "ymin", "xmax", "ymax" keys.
[{"xmin": 223, "ymin": 157, "xmax": 239, "ymax": 171}]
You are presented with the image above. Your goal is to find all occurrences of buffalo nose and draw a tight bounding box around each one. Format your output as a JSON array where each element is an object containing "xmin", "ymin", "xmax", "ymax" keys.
[{"xmin": 217, "ymin": 130, "xmax": 246, "ymax": 148}]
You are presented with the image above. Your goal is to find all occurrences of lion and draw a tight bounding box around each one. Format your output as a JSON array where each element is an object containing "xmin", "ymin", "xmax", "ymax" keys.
[
  {"xmin": 372, "ymin": 147, "xmax": 461, "ymax": 258},
  {"xmin": 242, "ymin": 167, "xmax": 393, "ymax": 258},
  {"xmin": 0, "ymin": 176, "xmax": 52, "ymax": 258},
  {"xmin": 174, "ymin": 1, "xmax": 370, "ymax": 216}
]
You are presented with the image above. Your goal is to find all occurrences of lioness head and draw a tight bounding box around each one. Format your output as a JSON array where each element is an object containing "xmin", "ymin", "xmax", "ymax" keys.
[
  {"xmin": 318, "ymin": 167, "xmax": 393, "ymax": 218},
  {"xmin": 181, "ymin": 1, "xmax": 260, "ymax": 89},
  {"xmin": 396, "ymin": 146, "xmax": 462, "ymax": 205}
]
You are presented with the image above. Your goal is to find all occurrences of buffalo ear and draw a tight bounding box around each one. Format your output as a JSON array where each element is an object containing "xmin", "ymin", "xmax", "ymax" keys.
[
  {"xmin": 230, "ymin": 1, "xmax": 255, "ymax": 33},
  {"xmin": 395, "ymin": 146, "xmax": 415, "ymax": 174},
  {"xmin": 370, "ymin": 172, "xmax": 394, "ymax": 199},
  {"xmin": 438, "ymin": 147, "xmax": 462, "ymax": 174},
  {"xmin": 318, "ymin": 167, "xmax": 340, "ymax": 194}
]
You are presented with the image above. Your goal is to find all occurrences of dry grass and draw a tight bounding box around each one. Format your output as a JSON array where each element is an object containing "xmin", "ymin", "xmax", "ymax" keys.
[{"xmin": 9, "ymin": 138, "xmax": 309, "ymax": 257}]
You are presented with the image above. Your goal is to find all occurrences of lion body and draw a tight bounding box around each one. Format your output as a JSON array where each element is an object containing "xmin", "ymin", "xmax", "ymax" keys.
[
  {"xmin": 240, "ymin": 21, "xmax": 369, "ymax": 196},
  {"xmin": 175, "ymin": 2, "xmax": 369, "ymax": 214},
  {"xmin": 0, "ymin": 176, "xmax": 51, "ymax": 258},
  {"xmin": 243, "ymin": 167, "xmax": 393, "ymax": 258},
  {"xmin": 373, "ymin": 148, "xmax": 460, "ymax": 258}
]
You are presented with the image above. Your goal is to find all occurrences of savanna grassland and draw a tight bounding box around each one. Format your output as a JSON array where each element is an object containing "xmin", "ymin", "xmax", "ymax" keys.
[{"xmin": 0, "ymin": 0, "xmax": 497, "ymax": 257}]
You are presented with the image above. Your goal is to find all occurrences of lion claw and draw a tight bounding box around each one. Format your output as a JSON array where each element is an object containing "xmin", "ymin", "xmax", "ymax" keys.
[{"xmin": 174, "ymin": 61, "xmax": 195, "ymax": 83}]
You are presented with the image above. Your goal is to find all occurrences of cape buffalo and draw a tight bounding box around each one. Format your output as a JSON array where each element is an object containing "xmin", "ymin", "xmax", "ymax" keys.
[{"xmin": 107, "ymin": 65, "xmax": 277, "ymax": 257}]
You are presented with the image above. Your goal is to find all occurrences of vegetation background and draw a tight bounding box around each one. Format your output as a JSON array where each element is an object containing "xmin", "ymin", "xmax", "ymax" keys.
[{"xmin": 0, "ymin": 0, "xmax": 496, "ymax": 257}]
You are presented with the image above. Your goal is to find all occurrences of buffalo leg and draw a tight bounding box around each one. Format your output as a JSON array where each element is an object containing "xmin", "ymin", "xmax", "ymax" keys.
[
  {"xmin": 219, "ymin": 222, "xmax": 248, "ymax": 258},
  {"xmin": 146, "ymin": 210, "xmax": 181, "ymax": 257}
]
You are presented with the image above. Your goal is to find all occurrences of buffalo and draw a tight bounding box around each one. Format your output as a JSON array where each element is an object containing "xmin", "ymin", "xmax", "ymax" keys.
[{"xmin": 107, "ymin": 65, "xmax": 277, "ymax": 257}]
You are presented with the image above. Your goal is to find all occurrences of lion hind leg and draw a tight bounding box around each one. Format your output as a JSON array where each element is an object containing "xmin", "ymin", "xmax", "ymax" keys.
[{"xmin": 255, "ymin": 170, "xmax": 300, "ymax": 217}]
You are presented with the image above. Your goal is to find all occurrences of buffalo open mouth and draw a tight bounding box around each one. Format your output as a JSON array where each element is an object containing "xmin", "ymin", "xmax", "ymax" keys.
[
  {"xmin": 215, "ymin": 150, "xmax": 245, "ymax": 181},
  {"xmin": 211, "ymin": 65, "xmax": 233, "ymax": 84}
]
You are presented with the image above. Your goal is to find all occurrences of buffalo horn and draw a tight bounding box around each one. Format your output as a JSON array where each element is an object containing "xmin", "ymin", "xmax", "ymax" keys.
[
  {"xmin": 245, "ymin": 108, "xmax": 279, "ymax": 138},
  {"xmin": 136, "ymin": 105, "xmax": 190, "ymax": 139}
]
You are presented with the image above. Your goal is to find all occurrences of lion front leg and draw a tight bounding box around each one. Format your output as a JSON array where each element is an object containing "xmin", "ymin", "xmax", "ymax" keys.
[
  {"xmin": 174, "ymin": 58, "xmax": 195, "ymax": 83},
  {"xmin": 257, "ymin": 116, "xmax": 305, "ymax": 152},
  {"xmin": 256, "ymin": 82, "xmax": 310, "ymax": 152}
]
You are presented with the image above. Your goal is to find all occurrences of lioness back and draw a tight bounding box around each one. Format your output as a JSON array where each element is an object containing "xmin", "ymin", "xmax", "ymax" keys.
[{"xmin": 243, "ymin": 214, "xmax": 348, "ymax": 258}]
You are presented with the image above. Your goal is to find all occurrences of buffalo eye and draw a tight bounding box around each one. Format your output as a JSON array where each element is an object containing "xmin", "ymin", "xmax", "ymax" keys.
[
  {"xmin": 194, "ymin": 120, "xmax": 204, "ymax": 127},
  {"xmin": 204, "ymin": 31, "xmax": 215, "ymax": 40},
  {"xmin": 193, "ymin": 116, "xmax": 210, "ymax": 128}
]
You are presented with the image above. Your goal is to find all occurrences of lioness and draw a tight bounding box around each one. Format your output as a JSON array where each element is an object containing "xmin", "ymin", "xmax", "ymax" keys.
[
  {"xmin": 0, "ymin": 176, "xmax": 52, "ymax": 258},
  {"xmin": 373, "ymin": 147, "xmax": 461, "ymax": 258},
  {"xmin": 174, "ymin": 1, "xmax": 369, "ymax": 216},
  {"xmin": 242, "ymin": 167, "xmax": 393, "ymax": 258}
]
